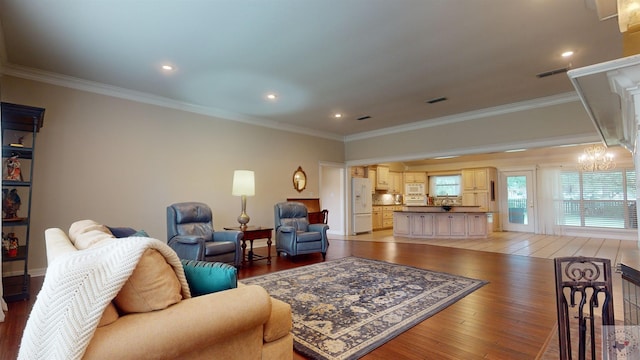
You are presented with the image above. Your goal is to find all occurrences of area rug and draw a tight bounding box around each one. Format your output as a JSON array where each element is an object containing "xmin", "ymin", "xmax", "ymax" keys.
[{"xmin": 242, "ymin": 256, "xmax": 487, "ymax": 360}]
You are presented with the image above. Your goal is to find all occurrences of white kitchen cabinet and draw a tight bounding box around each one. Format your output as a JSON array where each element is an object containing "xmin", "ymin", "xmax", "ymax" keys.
[
  {"xmin": 376, "ymin": 166, "xmax": 389, "ymax": 190},
  {"xmin": 410, "ymin": 213, "xmax": 434, "ymax": 236},
  {"xmin": 467, "ymin": 214, "xmax": 488, "ymax": 236},
  {"xmin": 434, "ymin": 213, "xmax": 466, "ymax": 237},
  {"xmin": 393, "ymin": 213, "xmax": 411, "ymax": 236}
]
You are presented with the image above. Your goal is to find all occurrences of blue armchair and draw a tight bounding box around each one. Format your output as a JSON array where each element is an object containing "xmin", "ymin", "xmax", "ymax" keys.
[
  {"xmin": 167, "ymin": 202, "xmax": 243, "ymax": 267},
  {"xmin": 274, "ymin": 201, "xmax": 329, "ymax": 260}
]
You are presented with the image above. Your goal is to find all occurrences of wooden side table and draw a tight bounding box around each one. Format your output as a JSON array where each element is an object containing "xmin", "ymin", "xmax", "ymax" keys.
[{"xmin": 223, "ymin": 226, "xmax": 273, "ymax": 266}]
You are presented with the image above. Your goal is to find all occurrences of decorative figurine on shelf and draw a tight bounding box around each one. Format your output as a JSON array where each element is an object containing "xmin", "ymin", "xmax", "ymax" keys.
[
  {"xmin": 6, "ymin": 232, "xmax": 18, "ymax": 257},
  {"xmin": 2, "ymin": 188, "xmax": 21, "ymax": 219},
  {"xmin": 5, "ymin": 155, "xmax": 23, "ymax": 181},
  {"xmin": 2, "ymin": 232, "xmax": 8, "ymax": 255}
]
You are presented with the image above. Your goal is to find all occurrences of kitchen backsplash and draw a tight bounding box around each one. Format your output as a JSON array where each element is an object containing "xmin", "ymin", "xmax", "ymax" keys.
[{"xmin": 372, "ymin": 193, "xmax": 403, "ymax": 205}]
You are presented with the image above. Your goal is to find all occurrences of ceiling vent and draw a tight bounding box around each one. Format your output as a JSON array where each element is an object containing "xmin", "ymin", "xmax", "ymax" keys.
[
  {"xmin": 357, "ymin": 115, "xmax": 371, "ymax": 121},
  {"xmin": 536, "ymin": 67, "xmax": 570, "ymax": 78},
  {"xmin": 426, "ymin": 97, "xmax": 447, "ymax": 104}
]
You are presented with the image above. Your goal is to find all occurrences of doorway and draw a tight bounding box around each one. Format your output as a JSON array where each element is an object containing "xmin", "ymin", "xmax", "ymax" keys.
[
  {"xmin": 501, "ymin": 170, "xmax": 536, "ymax": 232},
  {"xmin": 319, "ymin": 162, "xmax": 346, "ymax": 235}
]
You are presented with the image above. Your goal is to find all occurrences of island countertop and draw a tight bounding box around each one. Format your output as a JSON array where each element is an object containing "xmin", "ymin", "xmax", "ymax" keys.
[{"xmin": 397, "ymin": 206, "xmax": 487, "ymax": 213}]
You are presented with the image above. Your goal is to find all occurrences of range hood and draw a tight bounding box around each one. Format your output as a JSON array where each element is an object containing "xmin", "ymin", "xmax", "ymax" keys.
[{"xmin": 568, "ymin": 54, "xmax": 640, "ymax": 154}]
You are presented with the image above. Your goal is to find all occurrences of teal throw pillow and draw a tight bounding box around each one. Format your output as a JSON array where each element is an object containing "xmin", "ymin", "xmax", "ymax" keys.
[
  {"xmin": 180, "ymin": 260, "xmax": 237, "ymax": 297},
  {"xmin": 132, "ymin": 229, "xmax": 149, "ymax": 237}
]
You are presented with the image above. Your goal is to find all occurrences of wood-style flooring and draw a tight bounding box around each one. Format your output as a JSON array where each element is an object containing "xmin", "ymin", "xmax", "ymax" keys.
[{"xmin": 1, "ymin": 230, "xmax": 637, "ymax": 360}]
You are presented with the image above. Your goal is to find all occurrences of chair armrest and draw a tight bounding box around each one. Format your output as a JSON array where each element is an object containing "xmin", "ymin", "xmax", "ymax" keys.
[
  {"xmin": 172, "ymin": 235, "xmax": 205, "ymax": 244},
  {"xmin": 85, "ymin": 285, "xmax": 273, "ymax": 359},
  {"xmin": 212, "ymin": 230, "xmax": 242, "ymax": 243},
  {"xmin": 277, "ymin": 226, "xmax": 296, "ymax": 233},
  {"xmin": 308, "ymin": 223, "xmax": 329, "ymax": 233},
  {"xmin": 168, "ymin": 237, "xmax": 205, "ymax": 260}
]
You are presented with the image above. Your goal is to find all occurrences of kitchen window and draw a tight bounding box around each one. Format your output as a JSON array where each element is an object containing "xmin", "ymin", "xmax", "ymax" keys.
[{"xmin": 430, "ymin": 175, "xmax": 461, "ymax": 197}]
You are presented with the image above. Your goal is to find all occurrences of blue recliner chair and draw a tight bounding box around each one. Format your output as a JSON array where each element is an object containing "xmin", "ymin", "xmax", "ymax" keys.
[
  {"xmin": 167, "ymin": 202, "xmax": 243, "ymax": 267},
  {"xmin": 274, "ymin": 201, "xmax": 329, "ymax": 260}
]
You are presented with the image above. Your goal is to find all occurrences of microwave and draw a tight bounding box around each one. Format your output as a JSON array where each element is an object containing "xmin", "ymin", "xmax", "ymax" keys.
[{"xmin": 405, "ymin": 183, "xmax": 425, "ymax": 195}]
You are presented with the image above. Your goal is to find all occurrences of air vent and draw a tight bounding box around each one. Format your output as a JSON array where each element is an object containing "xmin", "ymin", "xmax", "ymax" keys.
[
  {"xmin": 357, "ymin": 115, "xmax": 371, "ymax": 121},
  {"xmin": 426, "ymin": 97, "xmax": 447, "ymax": 104},
  {"xmin": 536, "ymin": 67, "xmax": 570, "ymax": 78}
]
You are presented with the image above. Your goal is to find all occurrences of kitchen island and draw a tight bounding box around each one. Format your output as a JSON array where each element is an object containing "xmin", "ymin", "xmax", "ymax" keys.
[{"xmin": 393, "ymin": 206, "xmax": 490, "ymax": 238}]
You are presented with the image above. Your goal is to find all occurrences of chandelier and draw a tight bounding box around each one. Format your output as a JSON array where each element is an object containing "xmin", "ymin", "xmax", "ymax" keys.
[{"xmin": 577, "ymin": 144, "xmax": 616, "ymax": 171}]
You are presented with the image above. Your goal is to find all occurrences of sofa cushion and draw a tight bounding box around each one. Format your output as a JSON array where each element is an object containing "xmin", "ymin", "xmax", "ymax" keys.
[
  {"xmin": 68, "ymin": 220, "xmax": 113, "ymax": 247},
  {"xmin": 97, "ymin": 302, "xmax": 119, "ymax": 327},
  {"xmin": 74, "ymin": 229, "xmax": 115, "ymax": 250},
  {"xmin": 181, "ymin": 259, "xmax": 237, "ymax": 296},
  {"xmin": 114, "ymin": 248, "xmax": 182, "ymax": 314}
]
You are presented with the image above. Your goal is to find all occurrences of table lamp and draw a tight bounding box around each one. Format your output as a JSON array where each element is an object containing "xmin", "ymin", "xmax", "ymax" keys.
[{"xmin": 232, "ymin": 170, "xmax": 255, "ymax": 228}]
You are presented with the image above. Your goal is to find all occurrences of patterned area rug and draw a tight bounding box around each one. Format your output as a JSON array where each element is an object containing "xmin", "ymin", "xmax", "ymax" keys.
[{"xmin": 242, "ymin": 257, "xmax": 487, "ymax": 360}]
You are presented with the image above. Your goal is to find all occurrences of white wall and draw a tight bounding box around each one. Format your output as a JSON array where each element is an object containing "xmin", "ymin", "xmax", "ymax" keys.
[{"xmin": 1, "ymin": 75, "xmax": 345, "ymax": 274}]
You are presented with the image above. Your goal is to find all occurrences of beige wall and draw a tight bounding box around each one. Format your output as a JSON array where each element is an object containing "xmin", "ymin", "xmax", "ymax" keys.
[
  {"xmin": 344, "ymin": 101, "xmax": 599, "ymax": 164},
  {"xmin": 1, "ymin": 76, "xmax": 345, "ymax": 273}
]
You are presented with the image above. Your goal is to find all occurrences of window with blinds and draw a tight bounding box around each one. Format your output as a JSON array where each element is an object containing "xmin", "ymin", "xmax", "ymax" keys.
[
  {"xmin": 560, "ymin": 169, "xmax": 637, "ymax": 229},
  {"xmin": 430, "ymin": 175, "xmax": 461, "ymax": 197}
]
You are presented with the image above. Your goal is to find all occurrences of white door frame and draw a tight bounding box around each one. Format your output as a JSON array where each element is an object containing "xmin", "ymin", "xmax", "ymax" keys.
[
  {"xmin": 319, "ymin": 162, "xmax": 346, "ymax": 235},
  {"xmin": 500, "ymin": 169, "xmax": 537, "ymax": 233}
]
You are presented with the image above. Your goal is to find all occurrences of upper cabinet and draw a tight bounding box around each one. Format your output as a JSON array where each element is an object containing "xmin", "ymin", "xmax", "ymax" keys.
[
  {"xmin": 376, "ymin": 166, "xmax": 389, "ymax": 190},
  {"xmin": 462, "ymin": 168, "xmax": 490, "ymax": 191},
  {"xmin": 389, "ymin": 172, "xmax": 402, "ymax": 194},
  {"xmin": 404, "ymin": 171, "xmax": 426, "ymax": 184}
]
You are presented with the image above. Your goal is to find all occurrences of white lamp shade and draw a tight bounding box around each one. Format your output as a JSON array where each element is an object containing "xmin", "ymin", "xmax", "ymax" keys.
[{"xmin": 232, "ymin": 170, "xmax": 255, "ymax": 196}]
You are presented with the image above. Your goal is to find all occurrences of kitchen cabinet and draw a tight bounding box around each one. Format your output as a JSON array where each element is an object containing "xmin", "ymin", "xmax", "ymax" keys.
[
  {"xmin": 2, "ymin": 102, "xmax": 45, "ymax": 302},
  {"xmin": 434, "ymin": 213, "xmax": 467, "ymax": 237},
  {"xmin": 351, "ymin": 166, "xmax": 366, "ymax": 178},
  {"xmin": 462, "ymin": 191, "xmax": 490, "ymax": 211},
  {"xmin": 467, "ymin": 214, "xmax": 488, "ymax": 236},
  {"xmin": 462, "ymin": 168, "xmax": 489, "ymax": 191},
  {"xmin": 393, "ymin": 212, "xmax": 411, "ymax": 236},
  {"xmin": 372, "ymin": 206, "xmax": 383, "ymax": 230},
  {"xmin": 368, "ymin": 169, "xmax": 376, "ymax": 194},
  {"xmin": 394, "ymin": 210, "xmax": 489, "ymax": 238},
  {"xmin": 404, "ymin": 171, "xmax": 426, "ymax": 184},
  {"xmin": 389, "ymin": 172, "xmax": 402, "ymax": 194},
  {"xmin": 376, "ymin": 166, "xmax": 389, "ymax": 190},
  {"xmin": 410, "ymin": 213, "xmax": 434, "ymax": 236},
  {"xmin": 461, "ymin": 167, "xmax": 497, "ymax": 211}
]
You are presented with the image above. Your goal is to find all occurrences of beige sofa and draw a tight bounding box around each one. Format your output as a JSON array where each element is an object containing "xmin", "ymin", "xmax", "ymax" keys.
[{"xmin": 31, "ymin": 221, "xmax": 293, "ymax": 360}]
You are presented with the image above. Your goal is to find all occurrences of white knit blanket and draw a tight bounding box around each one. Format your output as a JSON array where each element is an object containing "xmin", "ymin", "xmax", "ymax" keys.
[{"xmin": 18, "ymin": 237, "xmax": 190, "ymax": 360}]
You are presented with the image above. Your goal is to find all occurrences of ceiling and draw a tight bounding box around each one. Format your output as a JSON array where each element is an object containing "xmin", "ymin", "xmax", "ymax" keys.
[{"xmin": 0, "ymin": 0, "xmax": 623, "ymax": 139}]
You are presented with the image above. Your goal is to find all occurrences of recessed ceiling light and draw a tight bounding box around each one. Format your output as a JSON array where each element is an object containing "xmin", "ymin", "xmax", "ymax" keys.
[
  {"xmin": 433, "ymin": 155, "xmax": 459, "ymax": 160},
  {"xmin": 161, "ymin": 64, "xmax": 174, "ymax": 71},
  {"xmin": 334, "ymin": 113, "xmax": 343, "ymax": 118},
  {"xmin": 504, "ymin": 149, "xmax": 527, "ymax": 153},
  {"xmin": 561, "ymin": 51, "xmax": 574, "ymax": 58},
  {"xmin": 266, "ymin": 93, "xmax": 277, "ymax": 100}
]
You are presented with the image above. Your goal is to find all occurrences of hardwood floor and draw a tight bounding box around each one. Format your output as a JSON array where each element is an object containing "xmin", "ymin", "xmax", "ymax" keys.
[{"xmin": 1, "ymin": 230, "xmax": 637, "ymax": 359}]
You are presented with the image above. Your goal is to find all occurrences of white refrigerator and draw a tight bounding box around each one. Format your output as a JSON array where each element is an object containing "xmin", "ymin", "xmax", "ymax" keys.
[{"xmin": 352, "ymin": 177, "xmax": 373, "ymax": 234}]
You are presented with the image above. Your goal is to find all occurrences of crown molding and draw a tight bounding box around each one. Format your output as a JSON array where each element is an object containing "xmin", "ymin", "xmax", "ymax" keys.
[
  {"xmin": 1, "ymin": 63, "xmax": 345, "ymax": 142},
  {"xmin": 2, "ymin": 62, "xmax": 583, "ymax": 145}
]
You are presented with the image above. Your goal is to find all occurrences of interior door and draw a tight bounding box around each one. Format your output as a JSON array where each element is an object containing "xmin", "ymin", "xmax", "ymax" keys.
[{"xmin": 501, "ymin": 170, "xmax": 535, "ymax": 232}]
